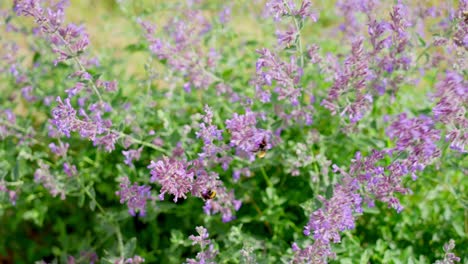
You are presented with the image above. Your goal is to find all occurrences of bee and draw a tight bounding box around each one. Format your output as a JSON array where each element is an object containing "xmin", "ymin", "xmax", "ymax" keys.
[
  {"xmin": 464, "ymin": 10, "xmax": 468, "ymax": 24},
  {"xmin": 201, "ymin": 189, "xmax": 216, "ymax": 200},
  {"xmin": 255, "ymin": 137, "xmax": 267, "ymax": 158}
]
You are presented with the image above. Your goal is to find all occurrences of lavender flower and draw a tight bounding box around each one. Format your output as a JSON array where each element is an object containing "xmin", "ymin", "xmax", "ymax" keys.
[
  {"xmin": 202, "ymin": 186, "xmax": 242, "ymax": 222},
  {"xmin": 186, "ymin": 226, "xmax": 218, "ymax": 264},
  {"xmin": 0, "ymin": 109, "xmax": 17, "ymax": 138},
  {"xmin": 433, "ymin": 71, "xmax": 468, "ymax": 152},
  {"xmin": 96, "ymin": 79, "xmax": 118, "ymax": 92},
  {"xmin": 265, "ymin": 0, "xmax": 317, "ymax": 22},
  {"xmin": 387, "ymin": 114, "xmax": 441, "ymax": 174},
  {"xmin": 294, "ymin": 108, "xmax": 445, "ymax": 262},
  {"xmin": 115, "ymin": 177, "xmax": 152, "ymax": 216},
  {"xmin": 218, "ymin": 5, "xmax": 231, "ymax": 24},
  {"xmin": 92, "ymin": 132, "xmax": 119, "ymax": 152},
  {"xmin": 292, "ymin": 240, "xmax": 334, "ymax": 264},
  {"xmin": 34, "ymin": 162, "xmax": 65, "ymax": 200},
  {"xmin": 255, "ymin": 48, "xmax": 303, "ymax": 106},
  {"xmin": 434, "ymin": 239, "xmax": 461, "ymax": 264},
  {"xmin": 196, "ymin": 105, "xmax": 223, "ymax": 158},
  {"xmin": 232, "ymin": 167, "xmax": 252, "ymax": 181},
  {"xmin": 195, "ymin": 106, "xmax": 233, "ymax": 169},
  {"xmin": 51, "ymin": 97, "xmax": 118, "ymax": 152},
  {"xmin": 367, "ymin": 19, "xmax": 391, "ymax": 56},
  {"xmin": 349, "ymin": 149, "xmax": 408, "ymax": 212},
  {"xmin": 276, "ymin": 26, "xmax": 297, "ymax": 47},
  {"xmin": 140, "ymin": 9, "xmax": 217, "ymax": 91},
  {"xmin": 21, "ymin": 85, "xmax": 37, "ymax": 102},
  {"xmin": 452, "ymin": 0, "xmax": 468, "ymax": 49},
  {"xmin": 148, "ymin": 157, "xmax": 194, "ymax": 202},
  {"xmin": 307, "ymin": 44, "xmax": 322, "ymax": 64},
  {"xmin": 0, "ymin": 181, "xmax": 18, "ymax": 205},
  {"xmin": 0, "ymin": 42, "xmax": 20, "ymax": 76},
  {"xmin": 63, "ymin": 162, "xmax": 77, "ymax": 177},
  {"xmin": 51, "ymin": 97, "xmax": 77, "ymax": 137},
  {"xmin": 369, "ymin": 3, "xmax": 412, "ymax": 95},
  {"xmin": 321, "ymin": 38, "xmax": 371, "ymax": 123},
  {"xmin": 225, "ymin": 109, "xmax": 272, "ymax": 160},
  {"xmin": 14, "ymin": 0, "xmax": 90, "ymax": 65},
  {"xmin": 122, "ymin": 147, "xmax": 143, "ymax": 166},
  {"xmin": 49, "ymin": 141, "xmax": 69, "ymax": 157},
  {"xmin": 303, "ymin": 176, "xmax": 362, "ymax": 244},
  {"xmin": 336, "ymin": 0, "xmax": 377, "ymax": 35}
]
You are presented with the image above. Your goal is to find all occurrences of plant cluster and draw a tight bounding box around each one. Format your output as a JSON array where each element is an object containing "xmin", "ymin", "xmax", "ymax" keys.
[{"xmin": 0, "ymin": 0, "xmax": 466, "ymax": 263}]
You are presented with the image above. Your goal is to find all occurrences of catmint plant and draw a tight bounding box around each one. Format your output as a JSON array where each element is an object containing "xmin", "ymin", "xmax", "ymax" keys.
[{"xmin": 0, "ymin": 0, "xmax": 465, "ymax": 263}]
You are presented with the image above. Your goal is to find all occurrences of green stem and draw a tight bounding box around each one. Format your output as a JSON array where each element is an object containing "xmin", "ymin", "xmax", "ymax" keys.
[
  {"xmin": 283, "ymin": 0, "xmax": 304, "ymax": 68},
  {"xmin": 115, "ymin": 225, "xmax": 125, "ymax": 259},
  {"xmin": 0, "ymin": 119, "xmax": 43, "ymax": 145},
  {"xmin": 113, "ymin": 130, "xmax": 169, "ymax": 155},
  {"xmin": 51, "ymin": 30, "xmax": 104, "ymax": 102},
  {"xmin": 261, "ymin": 167, "xmax": 273, "ymax": 187},
  {"xmin": 293, "ymin": 17, "xmax": 304, "ymax": 68}
]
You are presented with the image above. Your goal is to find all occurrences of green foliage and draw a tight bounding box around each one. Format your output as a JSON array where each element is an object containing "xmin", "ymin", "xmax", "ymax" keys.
[{"xmin": 0, "ymin": 0, "xmax": 467, "ymax": 263}]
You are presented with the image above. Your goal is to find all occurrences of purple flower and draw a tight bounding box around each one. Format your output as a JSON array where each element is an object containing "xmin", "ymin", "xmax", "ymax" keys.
[
  {"xmin": 21, "ymin": 85, "xmax": 37, "ymax": 102},
  {"xmin": 92, "ymin": 132, "xmax": 119, "ymax": 152},
  {"xmin": 186, "ymin": 226, "xmax": 218, "ymax": 264},
  {"xmin": 0, "ymin": 181, "xmax": 18, "ymax": 205},
  {"xmin": 336, "ymin": 0, "xmax": 377, "ymax": 35},
  {"xmin": 292, "ymin": 240, "xmax": 335, "ymax": 264},
  {"xmin": 115, "ymin": 177, "xmax": 152, "ymax": 216},
  {"xmin": 96, "ymin": 79, "xmax": 118, "ymax": 92},
  {"xmin": 276, "ymin": 26, "xmax": 297, "ymax": 47},
  {"xmin": 63, "ymin": 162, "xmax": 77, "ymax": 177},
  {"xmin": 0, "ymin": 109, "xmax": 16, "ymax": 138},
  {"xmin": 14, "ymin": 0, "xmax": 90, "ymax": 65},
  {"xmin": 218, "ymin": 5, "xmax": 231, "ymax": 24},
  {"xmin": 232, "ymin": 167, "xmax": 251, "ymax": 181},
  {"xmin": 255, "ymin": 48, "xmax": 303, "ymax": 106},
  {"xmin": 122, "ymin": 147, "xmax": 143, "ymax": 166},
  {"xmin": 115, "ymin": 255, "xmax": 145, "ymax": 264},
  {"xmin": 368, "ymin": 19, "xmax": 391, "ymax": 55},
  {"xmin": 321, "ymin": 38, "xmax": 371, "ymax": 123},
  {"xmin": 65, "ymin": 82, "xmax": 85, "ymax": 98},
  {"xmin": 51, "ymin": 97, "xmax": 119, "ymax": 152},
  {"xmin": 387, "ymin": 114, "xmax": 441, "ymax": 171},
  {"xmin": 34, "ymin": 162, "xmax": 65, "ymax": 200},
  {"xmin": 434, "ymin": 239, "xmax": 461, "ymax": 264},
  {"xmin": 225, "ymin": 109, "xmax": 272, "ymax": 160},
  {"xmin": 433, "ymin": 71, "xmax": 468, "ymax": 152},
  {"xmin": 264, "ymin": 0, "xmax": 291, "ymax": 21},
  {"xmin": 265, "ymin": 0, "xmax": 317, "ymax": 22},
  {"xmin": 307, "ymin": 44, "xmax": 322, "ymax": 64},
  {"xmin": 51, "ymin": 97, "xmax": 77, "ymax": 137},
  {"xmin": 304, "ymin": 177, "xmax": 362, "ymax": 243},
  {"xmin": 148, "ymin": 157, "xmax": 194, "ymax": 202},
  {"xmin": 140, "ymin": 9, "xmax": 217, "ymax": 92},
  {"xmin": 49, "ymin": 141, "xmax": 69, "ymax": 156},
  {"xmin": 202, "ymin": 186, "xmax": 242, "ymax": 222},
  {"xmin": 196, "ymin": 105, "xmax": 224, "ymax": 159}
]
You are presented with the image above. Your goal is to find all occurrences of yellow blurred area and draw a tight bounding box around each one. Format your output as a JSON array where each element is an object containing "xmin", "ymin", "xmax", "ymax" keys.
[{"xmin": 1, "ymin": 0, "xmax": 457, "ymax": 78}]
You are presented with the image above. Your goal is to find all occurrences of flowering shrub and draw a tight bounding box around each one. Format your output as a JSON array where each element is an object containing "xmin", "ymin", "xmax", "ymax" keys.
[{"xmin": 0, "ymin": 0, "xmax": 466, "ymax": 263}]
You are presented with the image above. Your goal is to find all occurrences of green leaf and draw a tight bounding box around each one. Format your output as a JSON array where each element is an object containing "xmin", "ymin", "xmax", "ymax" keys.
[
  {"xmin": 88, "ymin": 186, "xmax": 96, "ymax": 211},
  {"xmin": 32, "ymin": 52, "xmax": 41, "ymax": 64},
  {"xmin": 416, "ymin": 34, "xmax": 426, "ymax": 47},
  {"xmin": 452, "ymin": 221, "xmax": 466, "ymax": 238},
  {"xmin": 124, "ymin": 43, "xmax": 148, "ymax": 53},
  {"xmin": 78, "ymin": 191, "xmax": 85, "ymax": 208},
  {"xmin": 124, "ymin": 237, "xmax": 137, "ymax": 257},
  {"xmin": 12, "ymin": 160, "xmax": 19, "ymax": 180}
]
